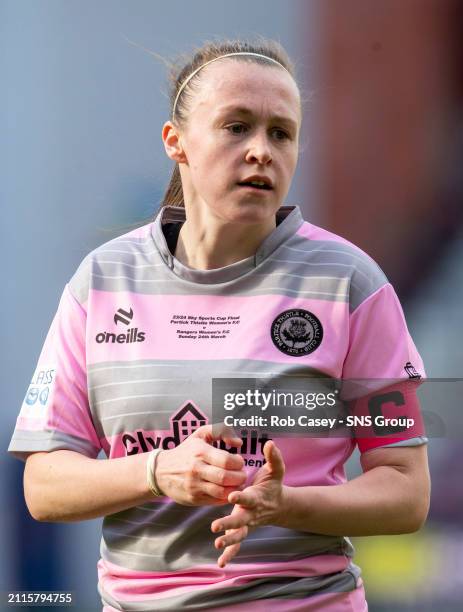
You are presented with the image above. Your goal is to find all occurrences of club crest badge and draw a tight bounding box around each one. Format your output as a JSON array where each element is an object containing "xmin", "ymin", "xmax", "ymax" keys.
[{"xmin": 271, "ymin": 309, "xmax": 323, "ymax": 356}]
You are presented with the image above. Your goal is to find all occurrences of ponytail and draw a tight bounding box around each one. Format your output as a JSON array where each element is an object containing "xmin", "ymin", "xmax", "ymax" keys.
[{"xmin": 162, "ymin": 163, "xmax": 183, "ymax": 207}]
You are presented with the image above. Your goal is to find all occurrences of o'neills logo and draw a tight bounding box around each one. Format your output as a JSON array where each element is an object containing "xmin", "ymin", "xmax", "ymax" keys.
[
  {"xmin": 96, "ymin": 307, "xmax": 146, "ymax": 344},
  {"xmin": 95, "ymin": 328, "xmax": 145, "ymax": 344}
]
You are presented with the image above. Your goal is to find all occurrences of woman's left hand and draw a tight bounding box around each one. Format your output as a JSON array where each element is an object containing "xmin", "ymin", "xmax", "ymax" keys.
[{"xmin": 210, "ymin": 440, "xmax": 286, "ymax": 567}]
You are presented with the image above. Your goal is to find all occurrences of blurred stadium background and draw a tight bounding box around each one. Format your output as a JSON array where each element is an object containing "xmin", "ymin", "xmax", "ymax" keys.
[{"xmin": 2, "ymin": 1, "xmax": 462, "ymax": 610}]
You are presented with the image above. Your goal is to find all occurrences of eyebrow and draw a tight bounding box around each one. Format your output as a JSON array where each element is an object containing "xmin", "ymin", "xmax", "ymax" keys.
[{"xmin": 214, "ymin": 105, "xmax": 299, "ymax": 130}]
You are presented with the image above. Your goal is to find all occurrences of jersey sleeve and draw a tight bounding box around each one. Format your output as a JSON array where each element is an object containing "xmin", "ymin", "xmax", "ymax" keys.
[
  {"xmin": 342, "ymin": 282, "xmax": 427, "ymax": 453},
  {"xmin": 8, "ymin": 284, "xmax": 101, "ymax": 461}
]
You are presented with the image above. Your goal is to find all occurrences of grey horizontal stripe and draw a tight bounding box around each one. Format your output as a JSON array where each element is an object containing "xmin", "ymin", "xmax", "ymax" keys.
[
  {"xmin": 268, "ymin": 256, "xmax": 358, "ymax": 268},
  {"xmin": 133, "ymin": 505, "xmax": 168, "ymax": 513},
  {"xmin": 276, "ymin": 236, "xmax": 388, "ymax": 310},
  {"xmin": 100, "ymin": 409, "xmax": 174, "ymax": 421},
  {"xmin": 263, "ymin": 259, "xmax": 369, "ymax": 300},
  {"xmin": 102, "ymin": 505, "xmax": 351, "ymax": 572},
  {"xmin": 92, "ymin": 269, "xmax": 350, "ymax": 287},
  {"xmin": 241, "ymin": 536, "xmax": 311, "ymax": 542},
  {"xmin": 103, "ymin": 529, "xmax": 166, "ymax": 549},
  {"xmin": 102, "ymin": 532, "xmax": 350, "ymax": 571},
  {"xmin": 88, "ymin": 359, "xmax": 327, "ymax": 435},
  {"xmin": 88, "ymin": 378, "xmax": 188, "ymax": 392},
  {"xmin": 96, "ymin": 247, "xmax": 158, "ymax": 256},
  {"xmin": 279, "ymin": 235, "xmax": 376, "ymax": 267},
  {"xmin": 98, "ymin": 564, "xmax": 360, "ymax": 611},
  {"xmin": 235, "ymin": 529, "xmax": 350, "ymax": 561},
  {"xmin": 233, "ymin": 552, "xmax": 318, "ymax": 558},
  {"xmin": 257, "ymin": 272, "xmax": 350, "ymax": 283},
  {"xmin": 87, "ymin": 359, "xmax": 326, "ymax": 438},
  {"xmin": 91, "ymin": 272, "xmax": 176, "ymax": 282},
  {"xmin": 91, "ymin": 369, "xmax": 289, "ymax": 382},
  {"xmin": 69, "ymin": 244, "xmax": 164, "ymax": 303},
  {"xmin": 134, "ymin": 502, "xmax": 202, "ymax": 513},
  {"xmin": 101, "ymin": 546, "xmax": 163, "ymax": 558},
  {"xmin": 281, "ymin": 243, "xmax": 371, "ymax": 268},
  {"xmin": 250, "ymin": 287, "xmax": 347, "ymax": 298},
  {"xmin": 93, "ymin": 260, "xmax": 165, "ymax": 268},
  {"xmin": 8, "ymin": 429, "xmax": 100, "ymax": 460},
  {"xmin": 91, "ymin": 272, "xmax": 349, "ymax": 298},
  {"xmin": 107, "ymin": 236, "xmax": 153, "ymax": 245},
  {"xmin": 108, "ymin": 525, "xmax": 321, "ymax": 557},
  {"xmin": 96, "ymin": 393, "xmax": 186, "ymax": 406},
  {"xmin": 110, "ymin": 517, "xmax": 171, "ymax": 527},
  {"xmin": 88, "ymin": 272, "xmax": 351, "ymax": 301},
  {"xmin": 87, "ymin": 358, "xmax": 326, "ymax": 380},
  {"xmin": 88, "ymin": 361, "xmax": 185, "ymax": 373}
]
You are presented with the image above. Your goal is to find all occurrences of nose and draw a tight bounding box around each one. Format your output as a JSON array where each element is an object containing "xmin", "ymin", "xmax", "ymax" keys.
[{"xmin": 245, "ymin": 131, "xmax": 272, "ymax": 165}]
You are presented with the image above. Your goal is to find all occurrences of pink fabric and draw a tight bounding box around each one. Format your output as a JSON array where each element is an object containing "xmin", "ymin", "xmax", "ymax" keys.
[
  {"xmin": 15, "ymin": 285, "xmax": 101, "ymax": 451},
  {"xmin": 343, "ymin": 284, "xmax": 425, "ymax": 382},
  {"xmin": 87, "ymin": 290, "xmax": 349, "ymax": 377},
  {"xmin": 15, "ymin": 416, "xmax": 47, "ymax": 431},
  {"xmin": 99, "ymin": 555, "xmax": 350, "ymax": 582},
  {"xmin": 101, "ymin": 580, "xmax": 367, "ymax": 611},
  {"xmin": 296, "ymin": 223, "xmax": 362, "ymax": 252},
  {"xmin": 98, "ymin": 556, "xmax": 364, "ymax": 609}
]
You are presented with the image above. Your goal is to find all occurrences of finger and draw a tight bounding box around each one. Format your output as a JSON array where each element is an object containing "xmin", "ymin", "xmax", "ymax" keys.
[
  {"xmin": 218, "ymin": 543, "xmax": 241, "ymax": 568},
  {"xmin": 227, "ymin": 488, "xmax": 258, "ymax": 508},
  {"xmin": 200, "ymin": 482, "xmax": 243, "ymax": 502},
  {"xmin": 183, "ymin": 494, "xmax": 231, "ymax": 507},
  {"xmin": 211, "ymin": 509, "xmax": 251, "ymax": 533},
  {"xmin": 215, "ymin": 526, "xmax": 248, "ymax": 550},
  {"xmin": 263, "ymin": 440, "xmax": 285, "ymax": 479},
  {"xmin": 210, "ymin": 422, "xmax": 242, "ymax": 447},
  {"xmin": 192, "ymin": 423, "xmax": 243, "ymax": 449},
  {"xmin": 202, "ymin": 445, "xmax": 245, "ymax": 471},
  {"xmin": 201, "ymin": 464, "xmax": 247, "ymax": 488}
]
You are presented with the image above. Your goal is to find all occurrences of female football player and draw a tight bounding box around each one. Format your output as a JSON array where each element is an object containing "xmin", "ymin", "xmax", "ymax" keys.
[{"xmin": 9, "ymin": 38, "xmax": 430, "ymax": 611}]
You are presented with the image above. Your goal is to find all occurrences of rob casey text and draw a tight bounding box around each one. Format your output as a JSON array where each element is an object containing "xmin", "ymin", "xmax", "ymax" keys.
[{"xmin": 223, "ymin": 390, "xmax": 337, "ymax": 411}]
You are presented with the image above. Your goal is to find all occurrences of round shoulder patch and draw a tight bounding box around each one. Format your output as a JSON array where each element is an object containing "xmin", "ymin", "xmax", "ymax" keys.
[{"xmin": 271, "ymin": 309, "xmax": 323, "ymax": 356}]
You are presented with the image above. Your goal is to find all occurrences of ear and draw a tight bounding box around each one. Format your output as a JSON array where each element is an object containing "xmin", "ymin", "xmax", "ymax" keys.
[{"xmin": 162, "ymin": 121, "xmax": 187, "ymax": 163}]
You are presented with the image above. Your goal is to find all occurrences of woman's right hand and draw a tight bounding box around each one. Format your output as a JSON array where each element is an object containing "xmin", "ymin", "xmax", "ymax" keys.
[{"xmin": 153, "ymin": 424, "xmax": 247, "ymax": 506}]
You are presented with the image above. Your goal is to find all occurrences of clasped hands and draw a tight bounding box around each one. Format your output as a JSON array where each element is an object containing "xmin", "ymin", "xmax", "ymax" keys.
[{"xmin": 154, "ymin": 424, "xmax": 286, "ymax": 568}]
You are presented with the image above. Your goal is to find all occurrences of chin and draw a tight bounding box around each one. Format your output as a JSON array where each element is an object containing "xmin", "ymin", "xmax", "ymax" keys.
[{"xmin": 225, "ymin": 200, "xmax": 280, "ymax": 225}]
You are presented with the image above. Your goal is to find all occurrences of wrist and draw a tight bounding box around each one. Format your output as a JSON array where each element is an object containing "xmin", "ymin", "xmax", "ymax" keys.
[
  {"xmin": 152, "ymin": 449, "xmax": 170, "ymax": 496},
  {"xmin": 275, "ymin": 485, "xmax": 293, "ymax": 528},
  {"xmin": 146, "ymin": 449, "xmax": 166, "ymax": 497}
]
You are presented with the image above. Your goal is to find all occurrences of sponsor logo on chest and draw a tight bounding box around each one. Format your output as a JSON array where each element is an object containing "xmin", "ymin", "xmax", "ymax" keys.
[{"xmin": 95, "ymin": 307, "xmax": 146, "ymax": 344}]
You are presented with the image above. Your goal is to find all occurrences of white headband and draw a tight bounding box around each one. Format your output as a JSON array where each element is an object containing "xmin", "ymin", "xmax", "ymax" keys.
[{"xmin": 172, "ymin": 52, "xmax": 290, "ymax": 120}]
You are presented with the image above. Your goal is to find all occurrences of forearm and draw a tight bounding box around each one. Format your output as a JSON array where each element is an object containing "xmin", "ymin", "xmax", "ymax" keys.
[
  {"xmin": 278, "ymin": 465, "xmax": 429, "ymax": 536},
  {"xmin": 24, "ymin": 450, "xmax": 154, "ymax": 522}
]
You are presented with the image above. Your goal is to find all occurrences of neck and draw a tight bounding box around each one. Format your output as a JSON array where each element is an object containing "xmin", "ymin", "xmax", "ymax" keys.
[{"xmin": 174, "ymin": 206, "xmax": 277, "ymax": 270}]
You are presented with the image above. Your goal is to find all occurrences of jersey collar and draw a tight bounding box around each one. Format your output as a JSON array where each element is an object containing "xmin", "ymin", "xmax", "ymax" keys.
[{"xmin": 152, "ymin": 205, "xmax": 304, "ymax": 284}]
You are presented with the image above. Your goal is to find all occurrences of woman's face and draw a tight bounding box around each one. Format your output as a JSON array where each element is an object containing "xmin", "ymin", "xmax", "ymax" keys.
[{"xmin": 166, "ymin": 60, "xmax": 301, "ymax": 225}]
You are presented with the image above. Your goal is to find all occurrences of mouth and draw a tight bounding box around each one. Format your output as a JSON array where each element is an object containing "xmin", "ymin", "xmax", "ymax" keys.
[
  {"xmin": 237, "ymin": 179, "xmax": 273, "ymax": 191},
  {"xmin": 238, "ymin": 174, "xmax": 273, "ymax": 191}
]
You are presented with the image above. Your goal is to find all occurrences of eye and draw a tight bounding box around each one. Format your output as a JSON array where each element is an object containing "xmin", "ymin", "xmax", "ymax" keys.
[
  {"xmin": 271, "ymin": 128, "xmax": 291, "ymax": 141},
  {"xmin": 225, "ymin": 123, "xmax": 248, "ymax": 135}
]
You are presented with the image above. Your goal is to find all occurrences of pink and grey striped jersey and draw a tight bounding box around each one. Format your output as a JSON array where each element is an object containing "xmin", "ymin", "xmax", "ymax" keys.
[{"xmin": 9, "ymin": 205, "xmax": 427, "ymax": 611}]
